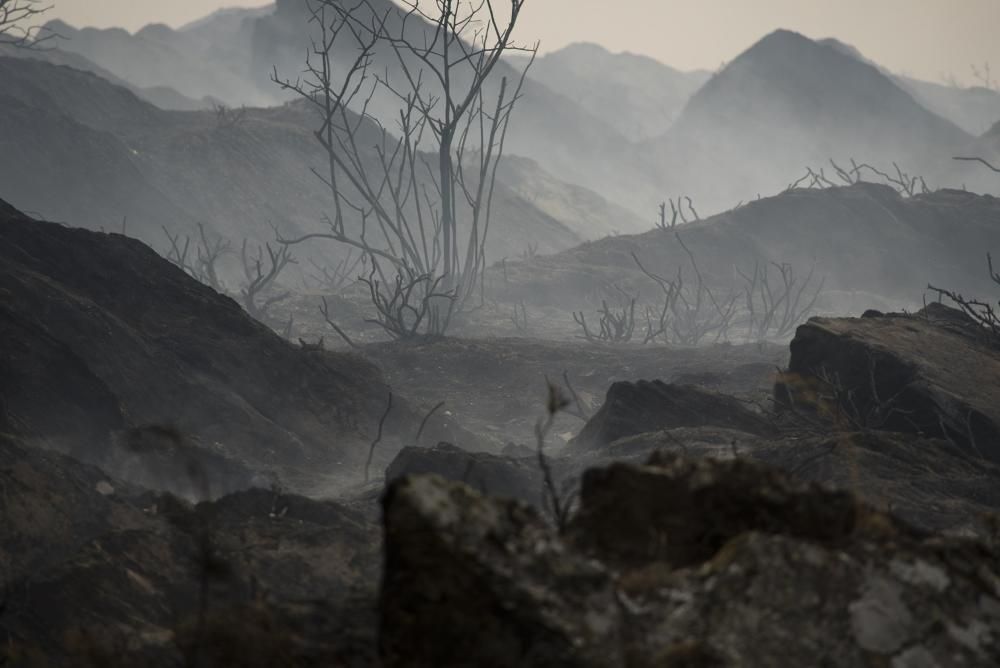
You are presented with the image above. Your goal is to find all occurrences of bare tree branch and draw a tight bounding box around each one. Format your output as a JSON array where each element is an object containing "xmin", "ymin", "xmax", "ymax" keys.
[
  {"xmin": 953, "ymin": 156, "xmax": 1000, "ymax": 174},
  {"xmin": 0, "ymin": 0, "xmax": 56, "ymax": 49},
  {"xmin": 272, "ymin": 0, "xmax": 537, "ymax": 337},
  {"xmin": 364, "ymin": 390, "xmax": 393, "ymax": 483},
  {"xmin": 240, "ymin": 239, "xmax": 296, "ymax": 321}
]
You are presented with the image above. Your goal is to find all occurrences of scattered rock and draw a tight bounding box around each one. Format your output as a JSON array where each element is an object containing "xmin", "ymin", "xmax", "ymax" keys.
[
  {"xmin": 571, "ymin": 380, "xmax": 776, "ymax": 452},
  {"xmin": 779, "ymin": 303, "xmax": 1000, "ymax": 461}
]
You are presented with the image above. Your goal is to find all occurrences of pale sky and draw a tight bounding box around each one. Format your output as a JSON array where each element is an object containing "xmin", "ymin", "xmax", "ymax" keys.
[{"xmin": 45, "ymin": 0, "xmax": 1000, "ymax": 86}]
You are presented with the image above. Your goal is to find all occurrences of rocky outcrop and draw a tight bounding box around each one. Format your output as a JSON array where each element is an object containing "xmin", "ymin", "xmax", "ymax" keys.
[
  {"xmin": 566, "ymin": 453, "xmax": 864, "ymax": 570},
  {"xmin": 382, "ymin": 455, "xmax": 1000, "ymax": 667},
  {"xmin": 571, "ymin": 380, "xmax": 776, "ymax": 451},
  {"xmin": 380, "ymin": 474, "xmax": 624, "ymax": 667},
  {"xmin": 595, "ymin": 427, "xmax": 1000, "ymax": 536},
  {"xmin": 779, "ymin": 304, "xmax": 1000, "ymax": 462}
]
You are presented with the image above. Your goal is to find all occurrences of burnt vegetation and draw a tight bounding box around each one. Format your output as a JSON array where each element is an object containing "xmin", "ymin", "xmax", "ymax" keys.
[{"xmin": 4, "ymin": 1, "xmax": 1000, "ymax": 666}]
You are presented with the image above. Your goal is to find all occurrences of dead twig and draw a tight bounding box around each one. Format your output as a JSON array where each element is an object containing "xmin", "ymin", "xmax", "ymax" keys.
[
  {"xmin": 953, "ymin": 156, "xmax": 1000, "ymax": 174},
  {"xmin": 415, "ymin": 401, "xmax": 446, "ymax": 446},
  {"xmin": 364, "ymin": 391, "xmax": 393, "ymax": 483},
  {"xmin": 536, "ymin": 381, "xmax": 573, "ymax": 531}
]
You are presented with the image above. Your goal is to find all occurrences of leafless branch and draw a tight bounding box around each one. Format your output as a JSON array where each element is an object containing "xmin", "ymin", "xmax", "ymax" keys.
[
  {"xmin": 414, "ymin": 401, "xmax": 445, "ymax": 445},
  {"xmin": 953, "ymin": 156, "xmax": 1000, "ymax": 174},
  {"xmin": 737, "ymin": 260, "xmax": 825, "ymax": 341},
  {"xmin": 364, "ymin": 390, "xmax": 393, "ymax": 483},
  {"xmin": 0, "ymin": 0, "xmax": 56, "ymax": 49},
  {"xmin": 272, "ymin": 0, "xmax": 537, "ymax": 336},
  {"xmin": 560, "ymin": 370, "xmax": 591, "ymax": 422},
  {"xmin": 536, "ymin": 381, "xmax": 573, "ymax": 531},
  {"xmin": 213, "ymin": 104, "xmax": 248, "ymax": 131},
  {"xmin": 509, "ymin": 299, "xmax": 529, "ymax": 334},
  {"xmin": 573, "ymin": 286, "xmax": 637, "ymax": 344},
  {"xmin": 320, "ymin": 296, "xmax": 360, "ymax": 348},
  {"xmin": 240, "ymin": 239, "xmax": 296, "ymax": 321},
  {"xmin": 359, "ymin": 259, "xmax": 457, "ymax": 339},
  {"xmin": 306, "ymin": 249, "xmax": 363, "ymax": 293}
]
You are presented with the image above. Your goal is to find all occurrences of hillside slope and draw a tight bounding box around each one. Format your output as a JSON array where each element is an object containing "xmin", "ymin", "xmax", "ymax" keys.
[
  {"xmin": 48, "ymin": 1, "xmax": 651, "ymax": 215},
  {"xmin": 0, "ymin": 201, "xmax": 465, "ymax": 495},
  {"xmin": 0, "ymin": 56, "xmax": 627, "ymax": 263},
  {"xmin": 815, "ymin": 36, "xmax": 1000, "ymax": 137},
  {"xmin": 502, "ymin": 183, "xmax": 1000, "ymax": 313}
]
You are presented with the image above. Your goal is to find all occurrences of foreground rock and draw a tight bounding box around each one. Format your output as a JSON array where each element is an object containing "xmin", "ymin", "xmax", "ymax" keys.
[
  {"xmin": 0, "ymin": 202, "xmax": 463, "ymax": 494},
  {"xmin": 381, "ymin": 474, "xmax": 624, "ymax": 667},
  {"xmin": 571, "ymin": 380, "xmax": 776, "ymax": 451},
  {"xmin": 780, "ymin": 303, "xmax": 1000, "ymax": 462},
  {"xmin": 382, "ymin": 455, "xmax": 1000, "ymax": 667},
  {"xmin": 596, "ymin": 427, "xmax": 1000, "ymax": 536}
]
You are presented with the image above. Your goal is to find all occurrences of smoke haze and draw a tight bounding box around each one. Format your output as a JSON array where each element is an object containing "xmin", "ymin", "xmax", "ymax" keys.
[{"xmin": 47, "ymin": 0, "xmax": 1000, "ymax": 86}]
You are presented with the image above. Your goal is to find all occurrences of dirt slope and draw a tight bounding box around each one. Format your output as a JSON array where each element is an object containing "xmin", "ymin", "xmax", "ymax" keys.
[{"xmin": 0, "ymin": 201, "xmax": 464, "ymax": 495}]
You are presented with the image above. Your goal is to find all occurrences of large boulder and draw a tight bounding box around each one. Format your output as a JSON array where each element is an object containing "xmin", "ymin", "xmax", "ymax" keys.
[
  {"xmin": 599, "ymin": 427, "xmax": 1000, "ymax": 536},
  {"xmin": 380, "ymin": 474, "xmax": 625, "ymax": 668},
  {"xmin": 571, "ymin": 380, "xmax": 776, "ymax": 452},
  {"xmin": 578, "ymin": 455, "xmax": 1000, "ymax": 666},
  {"xmin": 382, "ymin": 456, "xmax": 1000, "ymax": 667},
  {"xmin": 566, "ymin": 453, "xmax": 862, "ymax": 570},
  {"xmin": 779, "ymin": 304, "xmax": 1000, "ymax": 462}
]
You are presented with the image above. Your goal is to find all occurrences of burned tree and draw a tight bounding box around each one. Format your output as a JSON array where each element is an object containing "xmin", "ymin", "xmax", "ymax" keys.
[
  {"xmin": 272, "ymin": 0, "xmax": 536, "ymax": 337},
  {"xmin": 573, "ymin": 287, "xmax": 637, "ymax": 344},
  {"xmin": 655, "ymin": 197, "xmax": 699, "ymax": 229},
  {"xmin": 193, "ymin": 224, "xmax": 231, "ymax": 292},
  {"xmin": 953, "ymin": 156, "xmax": 1000, "ymax": 174},
  {"xmin": 791, "ymin": 158, "xmax": 930, "ymax": 196},
  {"xmin": 162, "ymin": 224, "xmax": 231, "ymax": 293},
  {"xmin": 240, "ymin": 240, "xmax": 296, "ymax": 321},
  {"xmin": 163, "ymin": 227, "xmax": 195, "ymax": 276},
  {"xmin": 305, "ymin": 248, "xmax": 363, "ymax": 292},
  {"xmin": 737, "ymin": 261, "xmax": 825, "ymax": 341},
  {"xmin": 212, "ymin": 104, "xmax": 248, "ymax": 131},
  {"xmin": 971, "ymin": 62, "xmax": 999, "ymax": 91},
  {"xmin": 359, "ymin": 261, "xmax": 456, "ymax": 340},
  {"xmin": 510, "ymin": 299, "xmax": 529, "ymax": 334},
  {"xmin": 632, "ymin": 233, "xmax": 738, "ymax": 346},
  {"xmin": 928, "ymin": 253, "xmax": 1000, "ymax": 340}
]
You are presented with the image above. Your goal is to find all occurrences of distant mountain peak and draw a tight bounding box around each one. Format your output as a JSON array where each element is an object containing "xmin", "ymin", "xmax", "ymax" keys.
[
  {"xmin": 135, "ymin": 23, "xmax": 174, "ymax": 39},
  {"xmin": 693, "ymin": 27, "xmax": 922, "ymax": 113},
  {"xmin": 553, "ymin": 42, "xmax": 612, "ymax": 56},
  {"xmin": 735, "ymin": 28, "xmax": 844, "ymax": 65},
  {"xmin": 178, "ymin": 3, "xmax": 274, "ymax": 32}
]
